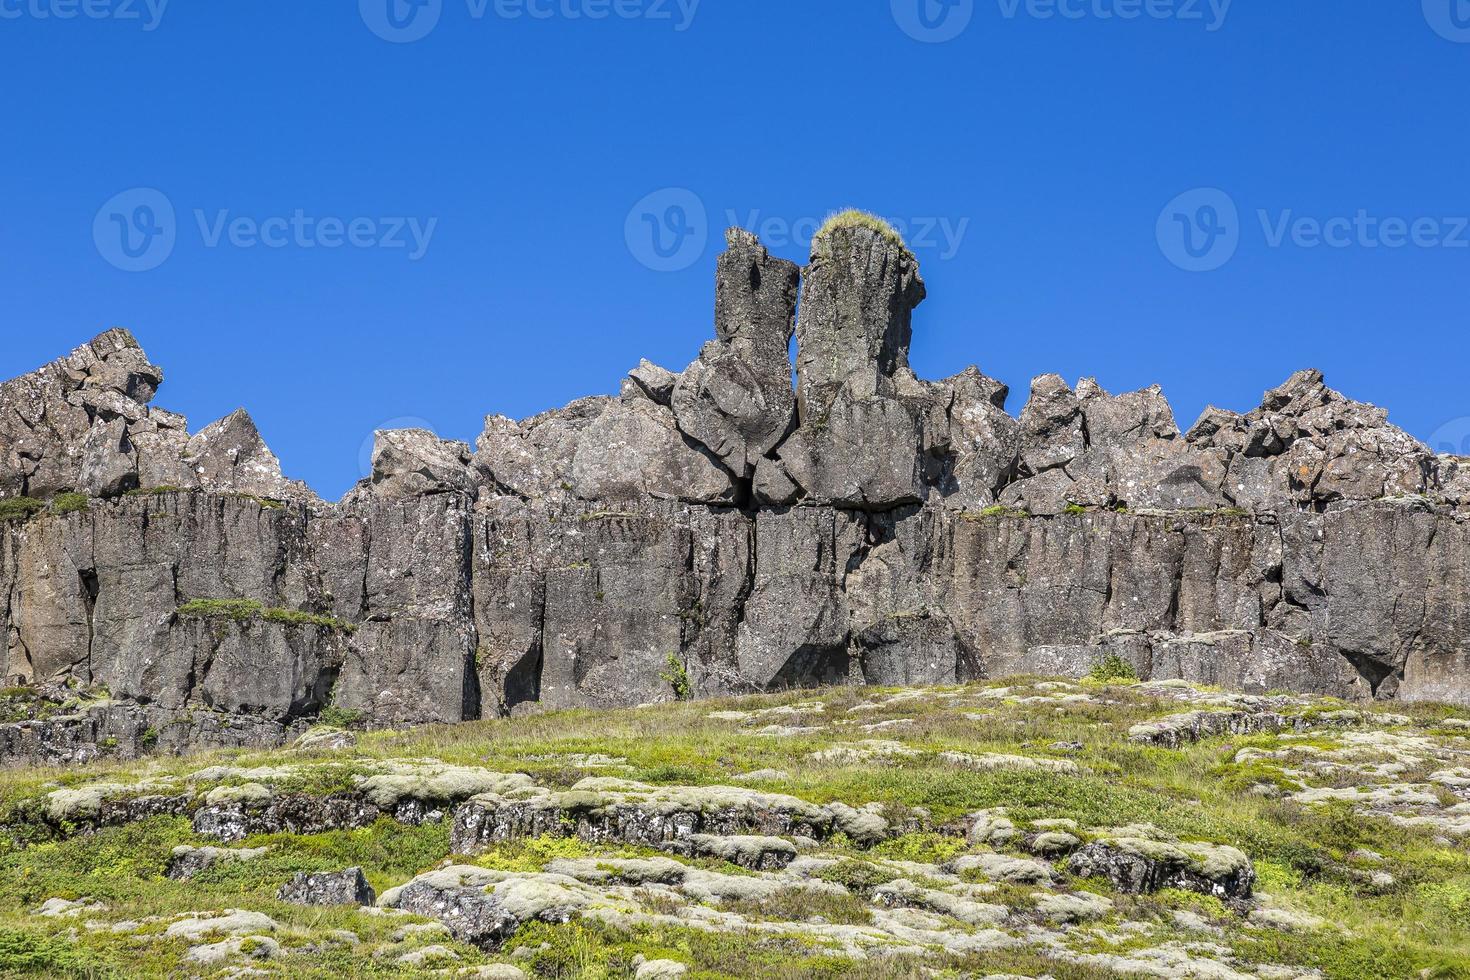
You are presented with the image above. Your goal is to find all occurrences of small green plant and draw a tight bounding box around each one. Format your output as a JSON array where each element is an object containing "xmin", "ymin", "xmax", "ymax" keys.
[
  {"xmin": 179, "ymin": 598, "xmax": 265, "ymax": 622},
  {"xmin": 319, "ymin": 704, "xmax": 364, "ymax": 728},
  {"xmin": 50, "ymin": 492, "xmax": 90, "ymax": 515},
  {"xmin": 139, "ymin": 726, "xmax": 159, "ymax": 748},
  {"xmin": 0, "ymin": 497, "xmax": 44, "ymax": 522},
  {"xmin": 1063, "ymin": 503, "xmax": 1088, "ymax": 516},
  {"xmin": 660, "ymin": 654, "xmax": 693, "ymax": 701},
  {"xmin": 0, "ymin": 929, "xmax": 89, "ymax": 973},
  {"xmin": 318, "ymin": 682, "xmax": 363, "ymax": 729},
  {"xmin": 817, "ymin": 859, "xmax": 897, "ymax": 892},
  {"xmin": 1088, "ymin": 653, "xmax": 1139, "ymax": 683},
  {"xmin": 212, "ymin": 492, "xmax": 287, "ymax": 509}
]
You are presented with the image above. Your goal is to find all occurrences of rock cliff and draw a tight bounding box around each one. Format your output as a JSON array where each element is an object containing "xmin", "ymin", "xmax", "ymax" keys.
[{"xmin": 3, "ymin": 216, "xmax": 1469, "ymax": 762}]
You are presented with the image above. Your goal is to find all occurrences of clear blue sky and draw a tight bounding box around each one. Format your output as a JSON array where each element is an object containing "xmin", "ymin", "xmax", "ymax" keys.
[{"xmin": 3, "ymin": 1, "xmax": 1468, "ymax": 499}]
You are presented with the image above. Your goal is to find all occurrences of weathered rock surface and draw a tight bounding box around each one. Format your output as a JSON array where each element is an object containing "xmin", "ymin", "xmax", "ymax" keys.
[
  {"xmin": 1067, "ymin": 836, "xmax": 1256, "ymax": 899},
  {"xmin": 4, "ymin": 221, "xmax": 1469, "ymax": 761},
  {"xmin": 166, "ymin": 844, "xmax": 267, "ymax": 881},
  {"xmin": 277, "ymin": 867, "xmax": 376, "ymax": 906},
  {"xmin": 449, "ymin": 777, "xmax": 905, "ymax": 856}
]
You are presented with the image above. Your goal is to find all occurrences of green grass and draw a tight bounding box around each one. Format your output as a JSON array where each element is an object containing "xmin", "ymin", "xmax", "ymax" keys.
[
  {"xmin": 49, "ymin": 493, "xmax": 89, "ymax": 515},
  {"xmin": 814, "ymin": 209, "xmax": 908, "ymax": 252},
  {"xmin": 0, "ymin": 498, "xmax": 44, "ymax": 523},
  {"xmin": 177, "ymin": 598, "xmax": 356, "ymax": 634},
  {"xmin": 125, "ymin": 485, "xmax": 184, "ymax": 496},
  {"xmin": 961, "ymin": 504, "xmax": 1029, "ymax": 520},
  {"xmin": 1, "ymin": 679, "xmax": 1469, "ymax": 977},
  {"xmin": 1088, "ymin": 653, "xmax": 1139, "ymax": 683}
]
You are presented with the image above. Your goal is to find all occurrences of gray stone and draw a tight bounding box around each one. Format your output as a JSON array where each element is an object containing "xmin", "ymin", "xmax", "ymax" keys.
[
  {"xmin": 794, "ymin": 223, "xmax": 924, "ymax": 422},
  {"xmin": 365, "ymin": 428, "xmax": 475, "ymax": 501},
  {"xmin": 670, "ymin": 229, "xmax": 800, "ymax": 478},
  {"xmin": 183, "ymin": 409, "xmax": 314, "ymax": 502},
  {"xmin": 277, "ymin": 867, "xmax": 375, "ymax": 906}
]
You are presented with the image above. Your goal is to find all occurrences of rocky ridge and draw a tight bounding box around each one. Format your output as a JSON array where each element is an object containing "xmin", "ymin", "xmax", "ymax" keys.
[{"xmin": 3, "ymin": 215, "xmax": 1470, "ymax": 761}]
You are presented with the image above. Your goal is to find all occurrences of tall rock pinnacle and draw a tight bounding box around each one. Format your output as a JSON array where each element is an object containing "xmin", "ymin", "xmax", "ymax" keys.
[
  {"xmin": 670, "ymin": 228, "xmax": 802, "ymax": 480},
  {"xmin": 794, "ymin": 215, "xmax": 927, "ymax": 422}
]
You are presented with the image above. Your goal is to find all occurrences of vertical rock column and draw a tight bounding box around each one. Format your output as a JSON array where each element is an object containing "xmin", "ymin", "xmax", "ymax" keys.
[
  {"xmin": 671, "ymin": 229, "xmax": 802, "ymax": 481},
  {"xmin": 759, "ymin": 222, "xmax": 929, "ymax": 509},
  {"xmin": 793, "ymin": 222, "xmax": 926, "ymax": 421}
]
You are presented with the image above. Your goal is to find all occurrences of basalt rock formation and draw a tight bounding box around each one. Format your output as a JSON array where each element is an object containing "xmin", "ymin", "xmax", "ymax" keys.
[{"xmin": 3, "ymin": 220, "xmax": 1469, "ymax": 763}]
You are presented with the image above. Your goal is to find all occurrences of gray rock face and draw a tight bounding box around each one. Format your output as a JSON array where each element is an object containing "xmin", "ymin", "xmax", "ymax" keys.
[
  {"xmin": 794, "ymin": 225, "xmax": 925, "ymax": 421},
  {"xmin": 0, "ymin": 329, "xmax": 160, "ymax": 498},
  {"xmin": 182, "ymin": 409, "xmax": 314, "ymax": 502},
  {"xmin": 4, "ymin": 222, "xmax": 1470, "ymax": 762},
  {"xmin": 361, "ymin": 429, "xmax": 475, "ymax": 502},
  {"xmin": 1067, "ymin": 840, "xmax": 1255, "ymax": 899},
  {"xmin": 670, "ymin": 228, "xmax": 800, "ymax": 480},
  {"xmin": 277, "ymin": 867, "xmax": 375, "ymax": 906}
]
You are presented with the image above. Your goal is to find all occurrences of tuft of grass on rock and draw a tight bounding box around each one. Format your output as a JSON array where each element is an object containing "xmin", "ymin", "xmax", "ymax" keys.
[
  {"xmin": 49, "ymin": 493, "xmax": 90, "ymax": 515},
  {"xmin": 0, "ymin": 498, "xmax": 45, "ymax": 523},
  {"xmin": 814, "ymin": 209, "xmax": 908, "ymax": 252},
  {"xmin": 178, "ymin": 598, "xmax": 356, "ymax": 634}
]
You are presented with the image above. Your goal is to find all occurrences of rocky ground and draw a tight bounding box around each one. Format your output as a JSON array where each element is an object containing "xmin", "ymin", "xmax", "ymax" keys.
[{"xmin": 0, "ymin": 674, "xmax": 1467, "ymax": 978}]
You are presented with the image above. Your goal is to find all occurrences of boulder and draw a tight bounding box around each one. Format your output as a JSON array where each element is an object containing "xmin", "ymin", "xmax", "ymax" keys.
[
  {"xmin": 571, "ymin": 397, "xmax": 738, "ymax": 505},
  {"xmin": 0, "ymin": 329, "xmax": 161, "ymax": 498},
  {"xmin": 364, "ymin": 428, "xmax": 476, "ymax": 500},
  {"xmin": 277, "ymin": 867, "xmax": 376, "ymax": 906}
]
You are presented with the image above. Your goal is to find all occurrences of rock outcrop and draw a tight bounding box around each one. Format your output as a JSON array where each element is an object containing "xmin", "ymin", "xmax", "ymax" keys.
[{"xmin": 3, "ymin": 215, "xmax": 1469, "ymax": 762}]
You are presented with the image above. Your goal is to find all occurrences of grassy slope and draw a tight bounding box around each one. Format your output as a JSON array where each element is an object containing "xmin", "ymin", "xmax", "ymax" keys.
[{"xmin": 0, "ymin": 677, "xmax": 1468, "ymax": 978}]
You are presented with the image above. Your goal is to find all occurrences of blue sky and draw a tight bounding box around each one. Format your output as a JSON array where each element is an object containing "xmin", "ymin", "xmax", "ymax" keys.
[{"xmin": 3, "ymin": 1, "xmax": 1468, "ymax": 499}]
